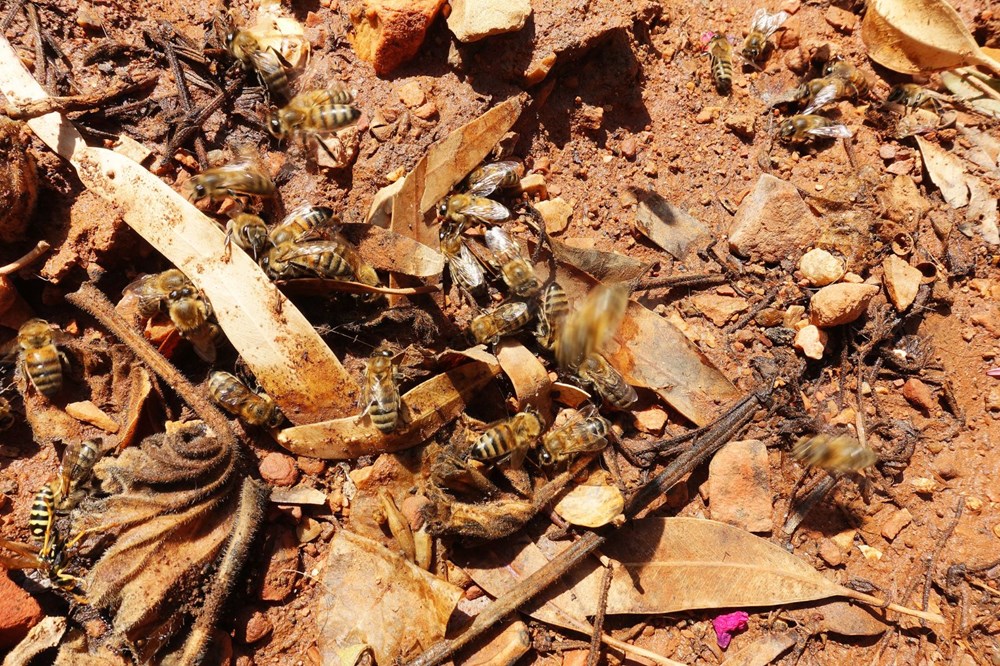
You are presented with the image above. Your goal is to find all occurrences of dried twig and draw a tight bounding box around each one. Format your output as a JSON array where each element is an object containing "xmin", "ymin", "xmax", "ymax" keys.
[
  {"xmin": 922, "ymin": 497, "xmax": 963, "ymax": 623},
  {"xmin": 0, "ymin": 240, "xmax": 50, "ymax": 275},
  {"xmin": 724, "ymin": 283, "xmax": 780, "ymax": 335},
  {"xmin": 1, "ymin": 75, "xmax": 159, "ymax": 120},
  {"xmin": 0, "ymin": 0, "xmax": 23, "ymax": 31},
  {"xmin": 159, "ymin": 73, "xmax": 244, "ymax": 168},
  {"xmin": 587, "ymin": 563, "xmax": 615, "ymax": 666},
  {"xmin": 630, "ymin": 272, "xmax": 726, "ymax": 293},
  {"xmin": 26, "ymin": 3, "xmax": 45, "ymax": 90}
]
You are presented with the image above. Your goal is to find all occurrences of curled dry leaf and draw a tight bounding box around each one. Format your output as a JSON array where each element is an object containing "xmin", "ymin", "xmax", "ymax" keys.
[
  {"xmin": 0, "ymin": 35, "xmax": 356, "ymax": 425},
  {"xmin": 340, "ymin": 224, "xmax": 445, "ymax": 277},
  {"xmin": 718, "ymin": 631, "xmax": 797, "ymax": 666},
  {"xmin": 941, "ymin": 70, "xmax": 1000, "ymax": 118},
  {"xmin": 553, "ymin": 481, "xmax": 624, "ymax": 528},
  {"xmin": 277, "ymin": 352, "xmax": 501, "ymax": 459},
  {"xmin": 496, "ymin": 339, "xmax": 552, "ymax": 414},
  {"xmin": 316, "ymin": 529, "xmax": 463, "ymax": 666},
  {"xmin": 117, "ymin": 366, "xmax": 152, "ymax": 451},
  {"xmin": 463, "ymin": 621, "xmax": 531, "ymax": 666},
  {"xmin": 65, "ymin": 401, "xmax": 120, "ymax": 433},
  {"xmin": 915, "ymin": 136, "xmax": 969, "ymax": 207},
  {"xmin": 785, "ymin": 600, "xmax": 888, "ymax": 637},
  {"xmin": 861, "ymin": 0, "xmax": 1000, "ymax": 76}
]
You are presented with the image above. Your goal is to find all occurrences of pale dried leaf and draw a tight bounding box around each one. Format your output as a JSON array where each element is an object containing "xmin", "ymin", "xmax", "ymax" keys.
[
  {"xmin": 316, "ymin": 529, "xmax": 463, "ymax": 665},
  {"xmin": 270, "ymin": 485, "xmax": 328, "ymax": 505},
  {"xmin": 967, "ymin": 176, "xmax": 999, "ymax": 245},
  {"xmin": 341, "ymin": 224, "xmax": 445, "ymax": 277},
  {"xmin": 463, "ymin": 621, "xmax": 531, "ymax": 666},
  {"xmin": 335, "ymin": 644, "xmax": 373, "ymax": 666},
  {"xmin": 117, "ymin": 366, "xmax": 151, "ymax": 451},
  {"xmin": 554, "ymin": 483, "xmax": 624, "ymax": 528},
  {"xmin": 861, "ymin": 0, "xmax": 1000, "ymax": 76},
  {"xmin": 3, "ymin": 616, "xmax": 66, "ymax": 666},
  {"xmin": 785, "ymin": 600, "xmax": 888, "ymax": 637},
  {"xmin": 634, "ymin": 193, "xmax": 712, "ymax": 260},
  {"xmin": 941, "ymin": 70, "xmax": 1000, "ymax": 119},
  {"xmin": 718, "ymin": 631, "xmax": 797, "ymax": 666},
  {"xmin": 277, "ymin": 354, "xmax": 500, "ymax": 459},
  {"xmin": 0, "ymin": 36, "xmax": 357, "ymax": 425},
  {"xmin": 551, "ymin": 240, "xmax": 650, "ymax": 284},
  {"xmin": 65, "ymin": 400, "xmax": 119, "ymax": 433},
  {"xmin": 552, "ymin": 381, "xmax": 593, "ymax": 407},
  {"xmin": 496, "ymin": 339, "xmax": 552, "ymax": 414},
  {"xmin": 916, "ymin": 136, "xmax": 969, "ymax": 208}
]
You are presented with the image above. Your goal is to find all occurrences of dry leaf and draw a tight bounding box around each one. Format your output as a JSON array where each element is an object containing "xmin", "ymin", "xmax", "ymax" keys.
[
  {"xmin": 315, "ymin": 529, "xmax": 463, "ymax": 665},
  {"xmin": 3, "ymin": 616, "xmax": 67, "ymax": 666},
  {"xmin": 554, "ymin": 482, "xmax": 624, "ymax": 528},
  {"xmin": 633, "ymin": 192, "xmax": 712, "ymax": 260},
  {"xmin": 117, "ymin": 366, "xmax": 151, "ymax": 451},
  {"xmin": 941, "ymin": 70, "xmax": 1000, "ymax": 118},
  {"xmin": 551, "ymin": 240, "xmax": 651, "ymax": 284},
  {"xmin": 464, "ymin": 621, "xmax": 531, "ymax": 666},
  {"xmin": 0, "ymin": 36, "xmax": 357, "ymax": 425},
  {"xmin": 65, "ymin": 401, "xmax": 119, "ymax": 433},
  {"xmin": 340, "ymin": 224, "xmax": 445, "ymax": 277},
  {"xmin": 785, "ymin": 600, "xmax": 888, "ymax": 637},
  {"xmin": 496, "ymin": 339, "xmax": 552, "ymax": 414},
  {"xmin": 861, "ymin": 0, "xmax": 1000, "ymax": 76},
  {"xmin": 247, "ymin": 0, "xmax": 309, "ymax": 69},
  {"xmin": 916, "ymin": 135, "xmax": 969, "ymax": 207},
  {"xmin": 269, "ymin": 485, "xmax": 328, "ymax": 505},
  {"xmin": 718, "ymin": 631, "xmax": 797, "ymax": 666},
  {"xmin": 277, "ymin": 354, "xmax": 501, "ymax": 459},
  {"xmin": 966, "ymin": 176, "xmax": 999, "ymax": 245}
]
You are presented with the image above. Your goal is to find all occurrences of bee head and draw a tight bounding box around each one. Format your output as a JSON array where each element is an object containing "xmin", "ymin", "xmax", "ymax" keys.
[
  {"xmin": 224, "ymin": 29, "xmax": 237, "ymax": 49},
  {"xmin": 743, "ymin": 43, "xmax": 761, "ymax": 60},
  {"xmin": 437, "ymin": 200, "xmax": 449, "ymax": 218},
  {"xmin": 886, "ymin": 85, "xmax": 905, "ymax": 105},
  {"xmin": 777, "ymin": 119, "xmax": 796, "ymax": 140},
  {"xmin": 538, "ymin": 447, "xmax": 554, "ymax": 466},
  {"xmin": 267, "ymin": 111, "xmax": 285, "ymax": 139}
]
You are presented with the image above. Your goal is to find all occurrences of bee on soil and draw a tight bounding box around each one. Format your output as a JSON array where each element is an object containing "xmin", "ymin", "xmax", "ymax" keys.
[
  {"xmin": 777, "ymin": 114, "xmax": 852, "ymax": 144},
  {"xmin": 468, "ymin": 407, "xmax": 545, "ymax": 469},
  {"xmin": 555, "ymin": 285, "xmax": 638, "ymax": 410},
  {"xmin": 470, "ymin": 301, "xmax": 533, "ymax": 346},
  {"xmin": 885, "ymin": 83, "xmax": 947, "ymax": 114},
  {"xmin": 30, "ymin": 438, "xmax": 101, "ymax": 560},
  {"xmin": 208, "ymin": 371, "xmax": 283, "ymax": 428},
  {"xmin": 741, "ymin": 8, "xmax": 790, "ymax": 64},
  {"xmin": 465, "ymin": 161, "xmax": 523, "ymax": 198},
  {"xmin": 269, "ymin": 203, "xmax": 339, "ymax": 246},
  {"xmin": 539, "ymin": 407, "xmax": 612, "ymax": 466},
  {"xmin": 484, "ymin": 227, "xmax": 540, "ymax": 297},
  {"xmin": 439, "ymin": 223, "xmax": 486, "ymax": 295},
  {"xmin": 185, "ymin": 154, "xmax": 275, "ymax": 203},
  {"xmin": 225, "ymin": 212, "xmax": 268, "ymax": 260},
  {"xmin": 705, "ymin": 33, "xmax": 734, "ymax": 94},
  {"xmin": 268, "ymin": 88, "xmax": 361, "ymax": 142},
  {"xmin": 125, "ymin": 269, "xmax": 220, "ymax": 362},
  {"xmin": 822, "ymin": 58, "xmax": 869, "ymax": 97},
  {"xmin": 535, "ymin": 280, "xmax": 570, "ymax": 350},
  {"xmin": 438, "ymin": 193, "xmax": 511, "ymax": 231},
  {"xmin": 262, "ymin": 236, "xmax": 379, "ymax": 286},
  {"xmin": 17, "ymin": 318, "xmax": 68, "ymax": 398},
  {"xmin": 792, "ymin": 433, "xmax": 876, "ymax": 473},
  {"xmin": 220, "ymin": 14, "xmax": 292, "ymax": 102},
  {"xmin": 361, "ymin": 345, "xmax": 401, "ymax": 433}
]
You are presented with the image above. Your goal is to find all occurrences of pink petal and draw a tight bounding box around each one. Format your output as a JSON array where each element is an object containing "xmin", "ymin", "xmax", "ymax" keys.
[{"xmin": 712, "ymin": 611, "xmax": 749, "ymax": 649}]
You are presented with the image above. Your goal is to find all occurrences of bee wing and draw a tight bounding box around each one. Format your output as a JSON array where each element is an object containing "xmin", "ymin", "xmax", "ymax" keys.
[
  {"xmin": 802, "ymin": 83, "xmax": 840, "ymax": 115},
  {"xmin": 123, "ymin": 274, "xmax": 167, "ymax": 315},
  {"xmin": 467, "ymin": 161, "xmax": 521, "ymax": 197},
  {"xmin": 556, "ymin": 284, "xmax": 629, "ymax": 369},
  {"xmin": 459, "ymin": 198, "xmax": 511, "ymax": 224},
  {"xmin": 509, "ymin": 443, "xmax": 529, "ymax": 470},
  {"xmin": 484, "ymin": 226, "xmax": 520, "ymax": 260},
  {"xmin": 749, "ymin": 9, "xmax": 789, "ymax": 37},
  {"xmin": 807, "ymin": 123, "xmax": 853, "ymax": 139},
  {"xmin": 450, "ymin": 242, "xmax": 486, "ymax": 289}
]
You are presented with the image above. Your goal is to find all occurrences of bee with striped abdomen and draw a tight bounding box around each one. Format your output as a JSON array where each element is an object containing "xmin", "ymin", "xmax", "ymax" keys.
[
  {"xmin": 125, "ymin": 269, "xmax": 220, "ymax": 362},
  {"xmin": 539, "ymin": 407, "xmax": 612, "ymax": 465},
  {"xmin": 362, "ymin": 346, "xmax": 401, "ymax": 433},
  {"xmin": 17, "ymin": 318, "xmax": 68, "ymax": 398},
  {"xmin": 469, "ymin": 407, "xmax": 545, "ymax": 469},
  {"xmin": 269, "ymin": 203, "xmax": 339, "ymax": 245},
  {"xmin": 185, "ymin": 154, "xmax": 275, "ymax": 203},
  {"xmin": 484, "ymin": 227, "xmax": 539, "ymax": 297},
  {"xmin": 741, "ymin": 8, "xmax": 789, "ymax": 64},
  {"xmin": 268, "ymin": 89, "xmax": 361, "ymax": 141},
  {"xmin": 438, "ymin": 194, "xmax": 511, "ymax": 231},
  {"xmin": 465, "ymin": 161, "xmax": 523, "ymax": 198},
  {"xmin": 224, "ymin": 212, "xmax": 269, "ymax": 260},
  {"xmin": 470, "ymin": 301, "xmax": 533, "ymax": 346},
  {"xmin": 439, "ymin": 223, "xmax": 486, "ymax": 295},
  {"xmin": 535, "ymin": 281, "xmax": 570, "ymax": 350},
  {"xmin": 705, "ymin": 33, "xmax": 734, "ymax": 94},
  {"xmin": 220, "ymin": 13, "xmax": 292, "ymax": 101},
  {"xmin": 792, "ymin": 433, "xmax": 876, "ymax": 473},
  {"xmin": 822, "ymin": 58, "xmax": 869, "ymax": 98},
  {"xmin": 777, "ymin": 114, "xmax": 852, "ymax": 144},
  {"xmin": 262, "ymin": 235, "xmax": 379, "ymax": 286},
  {"xmin": 209, "ymin": 371, "xmax": 283, "ymax": 428},
  {"xmin": 885, "ymin": 83, "xmax": 947, "ymax": 114}
]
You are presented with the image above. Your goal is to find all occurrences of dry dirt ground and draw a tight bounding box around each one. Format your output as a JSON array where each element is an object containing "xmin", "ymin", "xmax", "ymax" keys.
[{"xmin": 1, "ymin": 0, "xmax": 999, "ymax": 664}]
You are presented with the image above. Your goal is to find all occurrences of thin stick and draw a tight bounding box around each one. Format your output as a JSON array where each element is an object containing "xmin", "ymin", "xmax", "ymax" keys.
[
  {"xmin": 587, "ymin": 564, "xmax": 614, "ymax": 666},
  {"xmin": 599, "ymin": 634, "xmax": 685, "ymax": 666},
  {"xmin": 631, "ymin": 273, "xmax": 726, "ymax": 292},
  {"xmin": 2, "ymin": 75, "xmax": 158, "ymax": 120},
  {"xmin": 955, "ymin": 67, "xmax": 1000, "ymax": 103},
  {"xmin": 26, "ymin": 3, "xmax": 44, "ymax": 90},
  {"xmin": 922, "ymin": 497, "xmax": 963, "ymax": 621},
  {"xmin": 0, "ymin": 240, "xmax": 50, "ymax": 275},
  {"xmin": 0, "ymin": 0, "xmax": 23, "ymax": 31},
  {"xmin": 840, "ymin": 588, "xmax": 944, "ymax": 624}
]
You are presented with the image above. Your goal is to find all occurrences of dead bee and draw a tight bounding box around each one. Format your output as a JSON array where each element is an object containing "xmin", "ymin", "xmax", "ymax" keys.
[
  {"xmin": 263, "ymin": 236, "xmax": 379, "ymax": 286},
  {"xmin": 470, "ymin": 301, "xmax": 533, "ymax": 345},
  {"xmin": 208, "ymin": 371, "xmax": 283, "ymax": 428},
  {"xmin": 16, "ymin": 318, "xmax": 68, "ymax": 398},
  {"xmin": 269, "ymin": 203, "xmax": 338, "ymax": 245},
  {"xmin": 539, "ymin": 408, "xmax": 612, "ymax": 465},
  {"xmin": 225, "ymin": 212, "xmax": 268, "ymax": 260},
  {"xmin": 822, "ymin": 57, "xmax": 869, "ymax": 97},
  {"xmin": 125, "ymin": 269, "xmax": 220, "ymax": 362},
  {"xmin": 185, "ymin": 154, "xmax": 275, "ymax": 202},
  {"xmin": 438, "ymin": 193, "xmax": 511, "ymax": 230},
  {"xmin": 362, "ymin": 345, "xmax": 400, "ymax": 433},
  {"xmin": 439, "ymin": 223, "xmax": 486, "ymax": 294},
  {"xmin": 556, "ymin": 285, "xmax": 637, "ymax": 410},
  {"xmin": 484, "ymin": 227, "xmax": 540, "ymax": 296},
  {"xmin": 220, "ymin": 14, "xmax": 291, "ymax": 101},
  {"xmin": 268, "ymin": 88, "xmax": 361, "ymax": 141},
  {"xmin": 468, "ymin": 407, "xmax": 545, "ymax": 469},
  {"xmin": 792, "ymin": 433, "xmax": 876, "ymax": 473},
  {"xmin": 535, "ymin": 280, "xmax": 570, "ymax": 350},
  {"xmin": 885, "ymin": 83, "xmax": 946, "ymax": 113},
  {"xmin": 705, "ymin": 33, "xmax": 734, "ymax": 93},
  {"xmin": 741, "ymin": 8, "xmax": 789, "ymax": 64},
  {"xmin": 466, "ymin": 161, "xmax": 523, "ymax": 197},
  {"xmin": 777, "ymin": 114, "xmax": 852, "ymax": 144}
]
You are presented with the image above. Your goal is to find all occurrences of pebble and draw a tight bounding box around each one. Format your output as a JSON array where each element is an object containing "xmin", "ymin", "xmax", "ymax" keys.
[
  {"xmin": 413, "ymin": 101, "xmax": 438, "ymax": 120},
  {"xmin": 708, "ymin": 439, "xmax": 773, "ymax": 533},
  {"xmin": 901, "ymin": 378, "xmax": 935, "ymax": 412},
  {"xmin": 297, "ymin": 457, "xmax": 326, "ymax": 476},
  {"xmin": 690, "ymin": 293, "xmax": 749, "ymax": 327},
  {"xmin": 400, "ymin": 494, "xmax": 431, "ymax": 531},
  {"xmin": 880, "ymin": 508, "xmax": 912, "ymax": 541},
  {"xmin": 986, "ymin": 386, "xmax": 1000, "ymax": 412},
  {"xmin": 728, "ymin": 174, "xmax": 822, "ymax": 263},
  {"xmin": 882, "ymin": 255, "xmax": 922, "ymax": 312},
  {"xmin": 799, "ymin": 248, "xmax": 845, "ymax": 287},
  {"xmin": 243, "ymin": 611, "xmax": 273, "ymax": 644},
  {"xmin": 809, "ymin": 283, "xmax": 880, "ymax": 328},
  {"xmin": 522, "ymin": 51, "xmax": 557, "ymax": 86},
  {"xmin": 724, "ymin": 113, "xmax": 755, "ymax": 140},
  {"xmin": 632, "ymin": 406, "xmax": 669, "ymax": 434},
  {"xmin": 695, "ymin": 106, "xmax": 720, "ymax": 124},
  {"xmin": 818, "ymin": 538, "xmax": 843, "ymax": 567},
  {"xmin": 620, "ymin": 137, "xmax": 637, "ymax": 160},
  {"xmin": 260, "ymin": 528, "xmax": 300, "ymax": 602},
  {"xmin": 396, "ymin": 81, "xmax": 426, "ymax": 108},
  {"xmin": 824, "ymin": 5, "xmax": 858, "ymax": 32},
  {"xmin": 534, "ymin": 197, "xmax": 573, "ymax": 234},
  {"xmin": 577, "ymin": 105, "xmax": 604, "ymax": 132},
  {"xmin": 259, "ymin": 452, "xmax": 300, "ymax": 487},
  {"xmin": 793, "ymin": 324, "xmax": 827, "ymax": 360},
  {"xmin": 349, "ymin": 0, "xmax": 445, "ymax": 75},
  {"xmin": 446, "ymin": 0, "xmax": 531, "ymax": 43},
  {"xmin": 0, "ymin": 571, "xmax": 43, "ymax": 648}
]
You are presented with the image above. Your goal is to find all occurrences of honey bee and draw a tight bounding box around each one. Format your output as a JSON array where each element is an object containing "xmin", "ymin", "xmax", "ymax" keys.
[
  {"xmin": 798, "ymin": 76, "xmax": 861, "ymax": 115},
  {"xmin": 792, "ymin": 433, "xmax": 876, "ymax": 473},
  {"xmin": 438, "ymin": 193, "xmax": 511, "ymax": 230},
  {"xmin": 439, "ymin": 224, "xmax": 486, "ymax": 294},
  {"xmin": 30, "ymin": 439, "xmax": 101, "ymax": 558},
  {"xmin": 556, "ymin": 285, "xmax": 637, "ymax": 410},
  {"xmin": 484, "ymin": 227, "xmax": 539, "ymax": 296},
  {"xmin": 208, "ymin": 371, "xmax": 283, "ymax": 428},
  {"xmin": 125, "ymin": 270, "xmax": 220, "ymax": 362},
  {"xmin": 741, "ymin": 8, "xmax": 789, "ymax": 63},
  {"xmin": 885, "ymin": 83, "xmax": 946, "ymax": 113},
  {"xmin": 0, "ymin": 395, "xmax": 13, "ymax": 430},
  {"xmin": 470, "ymin": 301, "xmax": 533, "ymax": 345},
  {"xmin": 225, "ymin": 212, "xmax": 268, "ymax": 260},
  {"xmin": 269, "ymin": 203, "xmax": 338, "ymax": 246},
  {"xmin": 705, "ymin": 33, "xmax": 734, "ymax": 93},
  {"xmin": 268, "ymin": 88, "xmax": 361, "ymax": 141},
  {"xmin": 468, "ymin": 407, "xmax": 545, "ymax": 469},
  {"xmin": 263, "ymin": 236, "xmax": 379, "ymax": 286},
  {"xmin": 539, "ymin": 408, "xmax": 612, "ymax": 465},
  {"xmin": 17, "ymin": 318, "xmax": 67, "ymax": 398},
  {"xmin": 361, "ymin": 346, "xmax": 401, "ymax": 433},
  {"xmin": 822, "ymin": 58, "xmax": 869, "ymax": 97},
  {"xmin": 535, "ymin": 280, "xmax": 570, "ymax": 350},
  {"xmin": 185, "ymin": 155, "xmax": 275, "ymax": 202},
  {"xmin": 466, "ymin": 161, "xmax": 523, "ymax": 197},
  {"xmin": 221, "ymin": 18, "xmax": 291, "ymax": 101},
  {"xmin": 777, "ymin": 114, "xmax": 852, "ymax": 144}
]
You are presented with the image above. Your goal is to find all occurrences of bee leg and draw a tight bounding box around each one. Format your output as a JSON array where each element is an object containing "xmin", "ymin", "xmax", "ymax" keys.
[{"xmin": 223, "ymin": 224, "xmax": 234, "ymax": 262}]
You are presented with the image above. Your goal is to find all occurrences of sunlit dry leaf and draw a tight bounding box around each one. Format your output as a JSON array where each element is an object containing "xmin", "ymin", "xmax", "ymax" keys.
[
  {"xmin": 464, "ymin": 621, "xmax": 531, "ymax": 666},
  {"xmin": 941, "ymin": 70, "xmax": 1000, "ymax": 118},
  {"xmin": 65, "ymin": 400, "xmax": 119, "ymax": 433},
  {"xmin": 552, "ymin": 381, "xmax": 593, "ymax": 407},
  {"xmin": 633, "ymin": 192, "xmax": 712, "ymax": 260},
  {"xmin": 967, "ymin": 176, "xmax": 999, "ymax": 245},
  {"xmin": 3, "ymin": 616, "xmax": 66, "ymax": 666},
  {"xmin": 53, "ymin": 632, "xmax": 130, "ymax": 666},
  {"xmin": 340, "ymin": 224, "xmax": 445, "ymax": 277},
  {"xmin": 336, "ymin": 644, "xmax": 373, "ymax": 666},
  {"xmin": 916, "ymin": 136, "xmax": 969, "ymax": 207},
  {"xmin": 496, "ymin": 339, "xmax": 552, "ymax": 414},
  {"xmin": 316, "ymin": 529, "xmax": 463, "ymax": 665},
  {"xmin": 554, "ymin": 481, "xmax": 624, "ymax": 528},
  {"xmin": 785, "ymin": 600, "xmax": 888, "ymax": 637},
  {"xmin": 0, "ymin": 37, "xmax": 357, "ymax": 425},
  {"xmin": 551, "ymin": 240, "xmax": 650, "ymax": 284},
  {"xmin": 861, "ymin": 0, "xmax": 1000, "ymax": 76},
  {"xmin": 277, "ymin": 354, "xmax": 501, "ymax": 459},
  {"xmin": 117, "ymin": 366, "xmax": 151, "ymax": 451},
  {"xmin": 718, "ymin": 631, "xmax": 797, "ymax": 666}
]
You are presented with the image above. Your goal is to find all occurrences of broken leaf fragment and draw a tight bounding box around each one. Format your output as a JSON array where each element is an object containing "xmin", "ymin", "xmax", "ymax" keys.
[
  {"xmin": 941, "ymin": 70, "xmax": 1000, "ymax": 118},
  {"xmin": 554, "ymin": 481, "xmax": 624, "ymax": 528}
]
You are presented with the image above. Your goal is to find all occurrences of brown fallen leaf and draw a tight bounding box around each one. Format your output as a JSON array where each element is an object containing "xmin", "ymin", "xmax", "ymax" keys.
[
  {"xmin": 554, "ymin": 479, "xmax": 624, "ymax": 528},
  {"xmin": 718, "ymin": 631, "xmax": 797, "ymax": 666},
  {"xmin": 276, "ymin": 354, "xmax": 501, "ymax": 459},
  {"xmin": 551, "ymin": 240, "xmax": 651, "ymax": 284},
  {"xmin": 315, "ymin": 529, "xmax": 463, "ymax": 665},
  {"xmin": 941, "ymin": 70, "xmax": 1000, "ymax": 118},
  {"xmin": 340, "ymin": 223, "xmax": 445, "ymax": 277},
  {"xmin": 633, "ymin": 192, "xmax": 711, "ymax": 260},
  {"xmin": 496, "ymin": 339, "xmax": 552, "ymax": 415},
  {"xmin": 861, "ymin": 0, "xmax": 1000, "ymax": 76},
  {"xmin": 785, "ymin": 600, "xmax": 888, "ymax": 637},
  {"xmin": 116, "ymin": 366, "xmax": 152, "ymax": 451},
  {"xmin": 464, "ymin": 621, "xmax": 531, "ymax": 666},
  {"xmin": 65, "ymin": 401, "xmax": 119, "ymax": 433},
  {"xmin": 916, "ymin": 136, "xmax": 969, "ymax": 207}
]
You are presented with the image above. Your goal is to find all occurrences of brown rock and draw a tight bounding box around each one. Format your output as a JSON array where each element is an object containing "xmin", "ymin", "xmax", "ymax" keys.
[
  {"xmin": 809, "ymin": 283, "xmax": 879, "ymax": 328},
  {"xmin": 724, "ymin": 113, "xmax": 756, "ymax": 140},
  {"xmin": 880, "ymin": 508, "xmax": 912, "ymax": 541},
  {"xmin": 632, "ymin": 406, "xmax": 668, "ymax": 434},
  {"xmin": 400, "ymin": 494, "xmax": 432, "ymax": 530},
  {"xmin": 793, "ymin": 324, "xmax": 828, "ymax": 360},
  {"xmin": 818, "ymin": 538, "xmax": 843, "ymax": 567},
  {"xmin": 297, "ymin": 456, "xmax": 326, "ymax": 476},
  {"xmin": 824, "ymin": 5, "xmax": 857, "ymax": 32},
  {"xmin": 446, "ymin": 0, "xmax": 531, "ymax": 43},
  {"xmin": 260, "ymin": 527, "xmax": 300, "ymax": 602},
  {"xmin": 412, "ymin": 101, "xmax": 438, "ymax": 120},
  {"xmin": 0, "ymin": 571, "xmax": 43, "ymax": 648},
  {"xmin": 243, "ymin": 611, "xmax": 273, "ymax": 644},
  {"xmin": 396, "ymin": 81, "xmax": 425, "ymax": 108},
  {"xmin": 876, "ymin": 175, "xmax": 929, "ymax": 224},
  {"xmin": 690, "ymin": 293, "xmax": 749, "ymax": 327},
  {"xmin": 901, "ymin": 378, "xmax": 935, "ymax": 412},
  {"xmin": 349, "ymin": 0, "xmax": 446, "ymax": 75},
  {"xmin": 259, "ymin": 452, "xmax": 299, "ymax": 487},
  {"xmin": 729, "ymin": 174, "xmax": 822, "ymax": 263},
  {"xmin": 882, "ymin": 255, "xmax": 922, "ymax": 312},
  {"xmin": 708, "ymin": 439, "xmax": 773, "ymax": 533},
  {"xmin": 534, "ymin": 197, "xmax": 573, "ymax": 234},
  {"xmin": 799, "ymin": 248, "xmax": 845, "ymax": 287}
]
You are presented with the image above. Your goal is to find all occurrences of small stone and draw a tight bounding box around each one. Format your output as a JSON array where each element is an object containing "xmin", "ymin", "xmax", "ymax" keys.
[
  {"xmin": 413, "ymin": 101, "xmax": 438, "ymax": 120},
  {"xmin": 297, "ymin": 457, "xmax": 326, "ymax": 476},
  {"xmin": 632, "ymin": 406, "xmax": 668, "ymax": 434},
  {"xmin": 0, "ymin": 571, "xmax": 43, "ymax": 648},
  {"xmin": 880, "ymin": 508, "xmax": 912, "ymax": 540},
  {"xmin": 793, "ymin": 324, "xmax": 828, "ymax": 359},
  {"xmin": 620, "ymin": 137, "xmax": 637, "ymax": 160},
  {"xmin": 724, "ymin": 113, "xmax": 755, "ymax": 139},
  {"xmin": 349, "ymin": 0, "xmax": 446, "ymax": 75},
  {"xmin": 818, "ymin": 538, "xmax": 843, "ymax": 566},
  {"xmin": 534, "ymin": 197, "xmax": 573, "ymax": 234},
  {"xmin": 799, "ymin": 248, "xmax": 845, "ymax": 287},
  {"xmin": 965, "ymin": 496, "xmax": 984, "ymax": 513},
  {"xmin": 911, "ymin": 477, "xmax": 937, "ymax": 495},
  {"xmin": 729, "ymin": 174, "xmax": 822, "ymax": 263},
  {"xmin": 986, "ymin": 386, "xmax": 1000, "ymax": 412},
  {"xmin": 783, "ymin": 304, "xmax": 806, "ymax": 328},
  {"xmin": 883, "ymin": 255, "xmax": 922, "ymax": 312},
  {"xmin": 518, "ymin": 173, "xmax": 547, "ymax": 197},
  {"xmin": 708, "ymin": 439, "xmax": 773, "ymax": 533},
  {"xmin": 643, "ymin": 162, "xmax": 658, "ymax": 177},
  {"xmin": 243, "ymin": 610, "xmax": 273, "ymax": 644},
  {"xmin": 901, "ymin": 378, "xmax": 935, "ymax": 412},
  {"xmin": 695, "ymin": 106, "xmax": 721, "ymax": 124},
  {"xmin": 857, "ymin": 544, "xmax": 882, "ymax": 561},
  {"xmin": 690, "ymin": 293, "xmax": 749, "ymax": 327},
  {"xmin": 523, "ymin": 52, "xmax": 557, "ymax": 86},
  {"xmin": 396, "ymin": 81, "xmax": 425, "ymax": 108},
  {"xmin": 809, "ymin": 283, "xmax": 880, "ymax": 328},
  {"xmin": 260, "ymin": 528, "xmax": 300, "ymax": 602},
  {"xmin": 259, "ymin": 452, "xmax": 299, "ymax": 487},
  {"xmin": 401, "ymin": 494, "xmax": 431, "ymax": 531},
  {"xmin": 446, "ymin": 0, "xmax": 531, "ymax": 43},
  {"xmin": 934, "ymin": 457, "xmax": 960, "ymax": 480},
  {"xmin": 824, "ymin": 5, "xmax": 857, "ymax": 32},
  {"xmin": 879, "ymin": 144, "xmax": 897, "ymax": 160},
  {"xmin": 576, "ymin": 104, "xmax": 604, "ymax": 132},
  {"xmin": 886, "ymin": 159, "xmax": 914, "ymax": 175}
]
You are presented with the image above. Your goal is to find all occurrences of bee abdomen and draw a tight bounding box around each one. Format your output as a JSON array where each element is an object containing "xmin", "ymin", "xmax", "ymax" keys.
[
  {"xmin": 30, "ymin": 485, "xmax": 54, "ymax": 540},
  {"xmin": 369, "ymin": 403, "xmax": 399, "ymax": 433},
  {"xmin": 470, "ymin": 429, "xmax": 510, "ymax": 461},
  {"xmin": 24, "ymin": 350, "xmax": 62, "ymax": 396},
  {"xmin": 310, "ymin": 105, "xmax": 361, "ymax": 132},
  {"xmin": 315, "ymin": 250, "xmax": 353, "ymax": 278}
]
